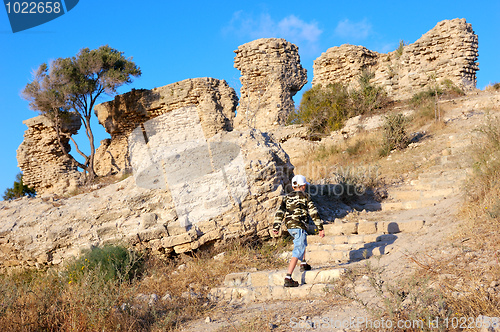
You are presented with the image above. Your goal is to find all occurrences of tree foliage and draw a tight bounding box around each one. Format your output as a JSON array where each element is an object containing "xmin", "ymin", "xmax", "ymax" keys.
[
  {"xmin": 3, "ymin": 173, "xmax": 36, "ymax": 200},
  {"xmin": 22, "ymin": 45, "xmax": 141, "ymax": 180}
]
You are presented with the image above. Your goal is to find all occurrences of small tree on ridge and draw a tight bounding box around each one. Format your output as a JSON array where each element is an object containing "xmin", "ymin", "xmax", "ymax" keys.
[{"xmin": 22, "ymin": 45, "xmax": 141, "ymax": 180}]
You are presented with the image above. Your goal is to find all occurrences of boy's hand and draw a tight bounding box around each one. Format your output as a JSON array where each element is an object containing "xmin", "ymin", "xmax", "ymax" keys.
[{"xmin": 319, "ymin": 230, "xmax": 325, "ymax": 238}]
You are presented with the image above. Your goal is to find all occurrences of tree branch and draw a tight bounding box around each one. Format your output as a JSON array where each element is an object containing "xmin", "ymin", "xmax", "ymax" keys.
[{"xmin": 68, "ymin": 135, "xmax": 89, "ymax": 164}]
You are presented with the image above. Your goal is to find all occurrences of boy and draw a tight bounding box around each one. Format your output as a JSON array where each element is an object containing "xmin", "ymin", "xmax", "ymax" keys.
[{"xmin": 273, "ymin": 175, "xmax": 325, "ymax": 287}]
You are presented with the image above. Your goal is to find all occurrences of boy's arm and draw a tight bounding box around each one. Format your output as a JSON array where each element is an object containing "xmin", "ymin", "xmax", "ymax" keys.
[
  {"xmin": 273, "ymin": 197, "xmax": 287, "ymax": 233},
  {"xmin": 307, "ymin": 196, "xmax": 323, "ymax": 231}
]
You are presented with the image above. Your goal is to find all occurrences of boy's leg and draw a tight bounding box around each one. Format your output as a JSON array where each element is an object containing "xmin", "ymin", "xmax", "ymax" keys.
[
  {"xmin": 299, "ymin": 235, "xmax": 312, "ymax": 271},
  {"xmin": 287, "ymin": 257, "xmax": 299, "ymax": 275},
  {"xmin": 288, "ymin": 228, "xmax": 307, "ymax": 274}
]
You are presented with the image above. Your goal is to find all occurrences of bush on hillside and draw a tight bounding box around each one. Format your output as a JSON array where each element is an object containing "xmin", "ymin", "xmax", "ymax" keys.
[
  {"xmin": 288, "ymin": 83, "xmax": 350, "ymax": 133},
  {"xmin": 350, "ymin": 70, "xmax": 389, "ymax": 114},
  {"xmin": 289, "ymin": 71, "xmax": 389, "ymax": 134},
  {"xmin": 66, "ymin": 245, "xmax": 143, "ymax": 284},
  {"xmin": 379, "ymin": 113, "xmax": 409, "ymax": 156}
]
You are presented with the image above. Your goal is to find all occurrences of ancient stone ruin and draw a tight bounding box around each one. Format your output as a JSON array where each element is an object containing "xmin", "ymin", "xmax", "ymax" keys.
[
  {"xmin": 94, "ymin": 77, "xmax": 238, "ymax": 177},
  {"xmin": 313, "ymin": 18, "xmax": 479, "ymax": 100},
  {"xmin": 10, "ymin": 18, "xmax": 483, "ymax": 268},
  {"xmin": 2, "ymin": 105, "xmax": 294, "ymax": 268},
  {"xmin": 16, "ymin": 114, "xmax": 82, "ymax": 195},
  {"xmin": 233, "ymin": 38, "xmax": 307, "ymax": 131}
]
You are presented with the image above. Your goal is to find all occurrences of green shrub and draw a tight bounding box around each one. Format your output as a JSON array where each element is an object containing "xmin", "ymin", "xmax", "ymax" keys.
[
  {"xmin": 289, "ymin": 71, "xmax": 389, "ymax": 134},
  {"xmin": 395, "ymin": 39, "xmax": 407, "ymax": 58},
  {"xmin": 442, "ymin": 78, "xmax": 465, "ymax": 96},
  {"xmin": 493, "ymin": 82, "xmax": 500, "ymax": 90},
  {"xmin": 288, "ymin": 83, "xmax": 350, "ymax": 133},
  {"xmin": 66, "ymin": 245, "xmax": 143, "ymax": 283},
  {"xmin": 379, "ymin": 113, "xmax": 409, "ymax": 156},
  {"xmin": 410, "ymin": 89, "xmax": 442, "ymax": 106},
  {"xmin": 350, "ymin": 70, "xmax": 389, "ymax": 115}
]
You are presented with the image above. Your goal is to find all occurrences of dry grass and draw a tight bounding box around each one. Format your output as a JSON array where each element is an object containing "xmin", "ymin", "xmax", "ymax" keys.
[
  {"xmin": 331, "ymin": 260, "xmax": 455, "ymax": 332},
  {"xmin": 485, "ymin": 82, "xmax": 500, "ymax": 91},
  {"xmin": 293, "ymin": 130, "xmax": 383, "ymax": 183},
  {"xmin": 0, "ymin": 237, "xmax": 292, "ymax": 331}
]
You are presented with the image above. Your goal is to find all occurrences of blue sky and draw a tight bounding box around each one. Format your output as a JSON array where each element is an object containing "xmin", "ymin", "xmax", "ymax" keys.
[{"xmin": 1, "ymin": 0, "xmax": 499, "ymax": 197}]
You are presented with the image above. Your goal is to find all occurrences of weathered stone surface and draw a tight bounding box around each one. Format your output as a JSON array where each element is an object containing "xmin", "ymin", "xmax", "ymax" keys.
[
  {"xmin": 17, "ymin": 114, "xmax": 83, "ymax": 195},
  {"xmin": 1, "ymin": 110, "xmax": 293, "ymax": 269},
  {"xmin": 93, "ymin": 78, "xmax": 238, "ymax": 176},
  {"xmin": 313, "ymin": 19, "xmax": 478, "ymax": 100},
  {"xmin": 233, "ymin": 38, "xmax": 307, "ymax": 131}
]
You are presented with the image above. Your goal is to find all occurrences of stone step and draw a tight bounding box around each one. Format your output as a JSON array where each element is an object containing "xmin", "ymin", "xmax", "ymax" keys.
[
  {"xmin": 322, "ymin": 219, "xmax": 425, "ymax": 236},
  {"xmin": 210, "ymin": 267, "xmax": 345, "ymax": 303},
  {"xmin": 306, "ymin": 241, "xmax": 385, "ymax": 252},
  {"xmin": 209, "ymin": 283, "xmax": 335, "ymax": 303},
  {"xmin": 381, "ymin": 199, "xmax": 440, "ymax": 211},
  {"xmin": 417, "ymin": 170, "xmax": 468, "ymax": 182},
  {"xmin": 308, "ymin": 233, "xmax": 397, "ymax": 245},
  {"xmin": 410, "ymin": 180, "xmax": 461, "ymax": 191},
  {"xmin": 303, "ymin": 245, "xmax": 386, "ymax": 264},
  {"xmin": 387, "ymin": 188, "xmax": 455, "ymax": 201},
  {"xmin": 222, "ymin": 268, "xmax": 345, "ymax": 288}
]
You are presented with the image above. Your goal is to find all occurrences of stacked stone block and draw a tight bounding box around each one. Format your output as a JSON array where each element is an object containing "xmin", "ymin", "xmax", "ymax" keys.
[
  {"xmin": 313, "ymin": 19, "xmax": 479, "ymax": 100},
  {"xmin": 234, "ymin": 38, "xmax": 307, "ymax": 131},
  {"xmin": 16, "ymin": 114, "xmax": 82, "ymax": 195},
  {"xmin": 93, "ymin": 77, "xmax": 238, "ymax": 176}
]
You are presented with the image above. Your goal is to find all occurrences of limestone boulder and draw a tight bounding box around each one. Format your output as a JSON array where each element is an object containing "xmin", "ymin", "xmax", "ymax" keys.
[
  {"xmin": 1, "ymin": 107, "xmax": 293, "ymax": 268},
  {"xmin": 93, "ymin": 77, "xmax": 238, "ymax": 177}
]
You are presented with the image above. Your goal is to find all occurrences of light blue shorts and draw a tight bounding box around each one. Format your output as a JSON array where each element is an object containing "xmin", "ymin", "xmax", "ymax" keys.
[{"xmin": 288, "ymin": 228, "xmax": 307, "ymax": 259}]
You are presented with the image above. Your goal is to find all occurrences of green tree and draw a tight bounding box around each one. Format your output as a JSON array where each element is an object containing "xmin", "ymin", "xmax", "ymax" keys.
[
  {"xmin": 22, "ymin": 45, "xmax": 141, "ymax": 180},
  {"xmin": 3, "ymin": 173, "xmax": 36, "ymax": 200}
]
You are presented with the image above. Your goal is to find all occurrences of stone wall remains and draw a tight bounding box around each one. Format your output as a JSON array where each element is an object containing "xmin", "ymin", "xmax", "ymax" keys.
[
  {"xmin": 93, "ymin": 77, "xmax": 238, "ymax": 176},
  {"xmin": 16, "ymin": 114, "xmax": 82, "ymax": 195},
  {"xmin": 2, "ymin": 111, "xmax": 294, "ymax": 268},
  {"xmin": 313, "ymin": 19, "xmax": 479, "ymax": 100},
  {"xmin": 234, "ymin": 38, "xmax": 307, "ymax": 131}
]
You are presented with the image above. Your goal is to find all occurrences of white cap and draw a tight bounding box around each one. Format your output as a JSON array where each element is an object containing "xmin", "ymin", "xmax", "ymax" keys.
[{"xmin": 291, "ymin": 174, "xmax": 308, "ymax": 187}]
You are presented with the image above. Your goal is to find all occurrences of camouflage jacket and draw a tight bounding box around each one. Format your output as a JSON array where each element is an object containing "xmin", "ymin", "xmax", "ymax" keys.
[{"xmin": 273, "ymin": 190, "xmax": 323, "ymax": 231}]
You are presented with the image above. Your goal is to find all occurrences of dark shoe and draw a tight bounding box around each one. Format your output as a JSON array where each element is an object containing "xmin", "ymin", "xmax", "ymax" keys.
[
  {"xmin": 300, "ymin": 263, "xmax": 312, "ymax": 272},
  {"xmin": 284, "ymin": 278, "xmax": 299, "ymax": 287}
]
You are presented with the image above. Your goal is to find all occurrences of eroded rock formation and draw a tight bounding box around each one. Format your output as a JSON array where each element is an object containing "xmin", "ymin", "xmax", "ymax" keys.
[
  {"xmin": 313, "ymin": 19, "xmax": 479, "ymax": 100},
  {"xmin": 95, "ymin": 77, "xmax": 238, "ymax": 175},
  {"xmin": 234, "ymin": 38, "xmax": 307, "ymax": 131},
  {"xmin": 16, "ymin": 114, "xmax": 82, "ymax": 195},
  {"xmin": 2, "ymin": 112, "xmax": 293, "ymax": 268},
  {"xmin": 93, "ymin": 77, "xmax": 238, "ymax": 177}
]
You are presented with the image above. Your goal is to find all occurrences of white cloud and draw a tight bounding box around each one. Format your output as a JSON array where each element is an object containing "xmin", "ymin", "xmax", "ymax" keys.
[
  {"xmin": 223, "ymin": 11, "xmax": 322, "ymax": 53},
  {"xmin": 334, "ymin": 19, "xmax": 372, "ymax": 40}
]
